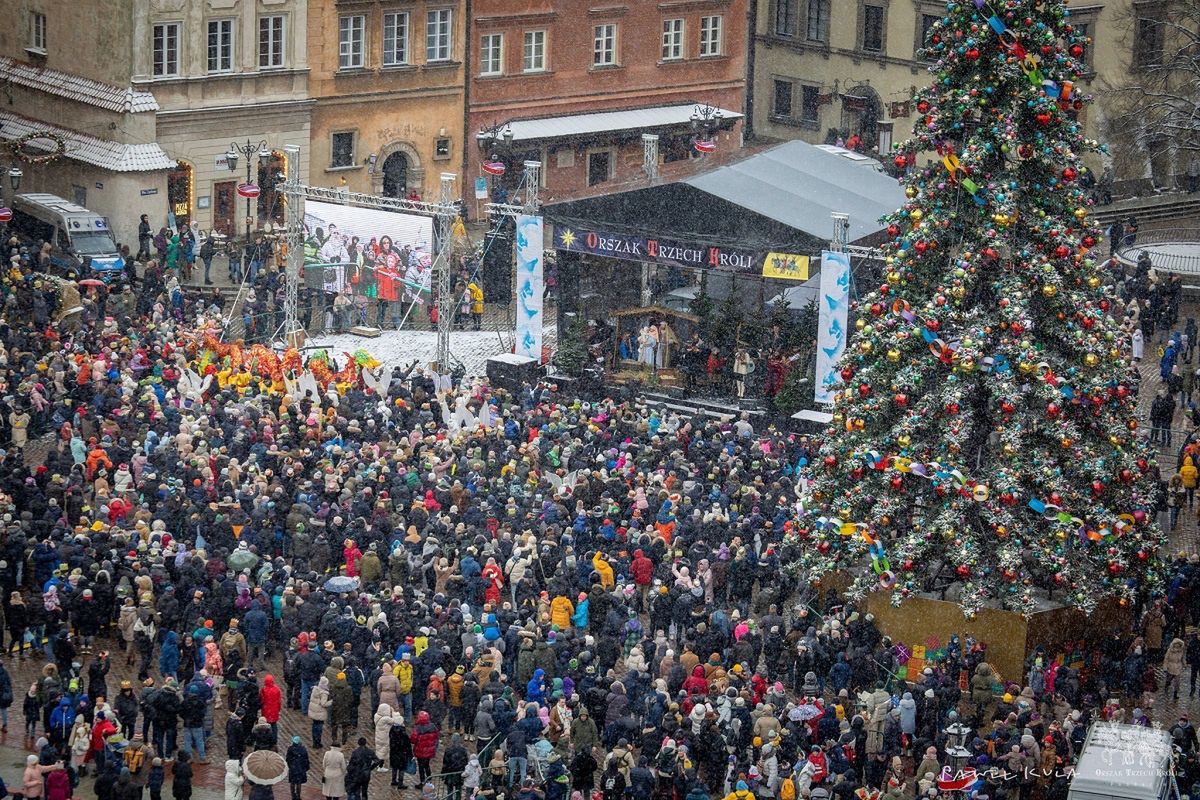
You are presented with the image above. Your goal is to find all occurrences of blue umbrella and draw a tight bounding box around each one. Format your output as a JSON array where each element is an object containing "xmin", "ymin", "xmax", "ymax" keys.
[{"xmin": 323, "ymin": 575, "xmax": 360, "ymax": 593}]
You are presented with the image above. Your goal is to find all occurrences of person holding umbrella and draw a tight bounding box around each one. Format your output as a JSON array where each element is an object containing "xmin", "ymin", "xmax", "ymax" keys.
[{"xmin": 243, "ymin": 748, "xmax": 288, "ymax": 800}]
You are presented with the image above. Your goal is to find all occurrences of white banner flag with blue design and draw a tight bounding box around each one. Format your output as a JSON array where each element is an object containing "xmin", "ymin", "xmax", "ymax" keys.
[
  {"xmin": 515, "ymin": 215, "xmax": 544, "ymax": 360},
  {"xmin": 814, "ymin": 250, "xmax": 850, "ymax": 404}
]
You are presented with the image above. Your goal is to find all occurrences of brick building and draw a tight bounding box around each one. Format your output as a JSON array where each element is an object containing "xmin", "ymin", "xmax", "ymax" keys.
[{"xmin": 467, "ymin": 0, "xmax": 749, "ymax": 204}]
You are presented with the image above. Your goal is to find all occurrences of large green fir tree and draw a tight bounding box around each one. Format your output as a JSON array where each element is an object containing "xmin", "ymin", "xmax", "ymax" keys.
[{"xmin": 790, "ymin": 0, "xmax": 1165, "ymax": 615}]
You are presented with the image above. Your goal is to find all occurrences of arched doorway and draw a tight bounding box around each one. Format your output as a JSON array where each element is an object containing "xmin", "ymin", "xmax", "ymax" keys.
[
  {"xmin": 371, "ymin": 141, "xmax": 424, "ymax": 198},
  {"xmin": 382, "ymin": 151, "xmax": 409, "ymax": 198}
]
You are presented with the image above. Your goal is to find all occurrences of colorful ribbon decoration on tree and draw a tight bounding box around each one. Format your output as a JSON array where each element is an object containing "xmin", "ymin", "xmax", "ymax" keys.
[
  {"xmin": 974, "ymin": 0, "xmax": 1079, "ymax": 108},
  {"xmin": 942, "ymin": 152, "xmax": 989, "ymax": 206},
  {"xmin": 1027, "ymin": 499, "xmax": 1136, "ymax": 543}
]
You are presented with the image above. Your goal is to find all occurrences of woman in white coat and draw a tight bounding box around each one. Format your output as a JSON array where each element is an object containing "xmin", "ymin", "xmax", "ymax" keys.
[
  {"xmin": 224, "ymin": 760, "xmax": 244, "ymax": 800},
  {"xmin": 1132, "ymin": 327, "xmax": 1145, "ymax": 361},
  {"xmin": 308, "ymin": 676, "xmax": 332, "ymax": 748},
  {"xmin": 373, "ymin": 702, "xmax": 400, "ymax": 762},
  {"xmin": 322, "ymin": 747, "xmax": 347, "ymax": 800}
]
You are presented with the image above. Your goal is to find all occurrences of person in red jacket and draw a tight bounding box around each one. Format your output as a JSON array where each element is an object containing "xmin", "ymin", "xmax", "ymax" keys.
[
  {"xmin": 682, "ymin": 665, "xmax": 709, "ymax": 698},
  {"xmin": 410, "ymin": 710, "xmax": 439, "ymax": 786},
  {"xmin": 630, "ymin": 549, "xmax": 654, "ymax": 610},
  {"xmin": 260, "ymin": 675, "xmax": 283, "ymax": 739},
  {"xmin": 342, "ymin": 539, "xmax": 363, "ymax": 578}
]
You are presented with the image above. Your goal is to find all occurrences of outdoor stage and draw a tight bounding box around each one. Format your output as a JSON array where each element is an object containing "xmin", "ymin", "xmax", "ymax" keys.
[{"xmin": 308, "ymin": 325, "xmax": 554, "ymax": 378}]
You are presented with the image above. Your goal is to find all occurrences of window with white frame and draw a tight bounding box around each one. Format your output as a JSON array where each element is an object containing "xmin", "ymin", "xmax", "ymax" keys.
[
  {"xmin": 426, "ymin": 9, "xmax": 452, "ymax": 62},
  {"xmin": 207, "ymin": 19, "xmax": 234, "ymax": 73},
  {"xmin": 480, "ymin": 33, "xmax": 502, "ymax": 75},
  {"xmin": 662, "ymin": 19, "xmax": 683, "ymax": 60},
  {"xmin": 523, "ymin": 30, "xmax": 546, "ymax": 72},
  {"xmin": 152, "ymin": 22, "xmax": 180, "ymax": 77},
  {"xmin": 29, "ymin": 12, "xmax": 46, "ymax": 53},
  {"xmin": 593, "ymin": 23, "xmax": 616, "ymax": 66},
  {"xmin": 339, "ymin": 15, "xmax": 365, "ymax": 69},
  {"xmin": 699, "ymin": 16, "xmax": 722, "ymax": 57},
  {"xmin": 259, "ymin": 16, "xmax": 285, "ymax": 68},
  {"xmin": 383, "ymin": 12, "xmax": 409, "ymax": 66}
]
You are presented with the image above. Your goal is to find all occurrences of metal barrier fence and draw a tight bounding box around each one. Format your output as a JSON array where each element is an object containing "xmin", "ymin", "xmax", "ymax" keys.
[{"xmin": 1116, "ymin": 229, "xmax": 1200, "ymax": 274}]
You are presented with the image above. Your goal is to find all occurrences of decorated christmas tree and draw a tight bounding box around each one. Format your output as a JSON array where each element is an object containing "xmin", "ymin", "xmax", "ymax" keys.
[{"xmin": 789, "ymin": 0, "xmax": 1165, "ymax": 615}]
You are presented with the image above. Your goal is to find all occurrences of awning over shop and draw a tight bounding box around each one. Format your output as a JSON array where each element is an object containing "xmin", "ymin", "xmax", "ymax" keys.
[
  {"xmin": 480, "ymin": 103, "xmax": 743, "ymax": 144},
  {"xmin": 545, "ymin": 138, "xmax": 904, "ymax": 258}
]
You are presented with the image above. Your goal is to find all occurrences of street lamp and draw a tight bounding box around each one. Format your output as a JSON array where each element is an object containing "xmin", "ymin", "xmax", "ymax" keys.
[
  {"xmin": 226, "ymin": 138, "xmax": 269, "ymax": 241},
  {"xmin": 690, "ymin": 103, "xmax": 724, "ymax": 154},
  {"xmin": 0, "ymin": 166, "xmax": 20, "ymax": 209}
]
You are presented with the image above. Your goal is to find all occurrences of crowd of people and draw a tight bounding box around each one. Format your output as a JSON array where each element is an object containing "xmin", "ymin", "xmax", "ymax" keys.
[{"xmin": 0, "ymin": 222, "xmax": 1196, "ymax": 800}]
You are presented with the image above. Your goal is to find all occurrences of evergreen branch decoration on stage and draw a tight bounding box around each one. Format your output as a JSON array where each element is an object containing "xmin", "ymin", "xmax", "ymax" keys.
[{"xmin": 785, "ymin": 0, "xmax": 1164, "ymax": 617}]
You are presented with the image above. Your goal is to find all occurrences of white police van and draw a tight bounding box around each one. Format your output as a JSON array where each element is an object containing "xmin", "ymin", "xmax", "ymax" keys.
[{"xmin": 10, "ymin": 193, "xmax": 124, "ymax": 280}]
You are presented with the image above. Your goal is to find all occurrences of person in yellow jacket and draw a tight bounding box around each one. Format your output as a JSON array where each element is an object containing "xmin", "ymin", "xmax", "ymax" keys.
[
  {"xmin": 1182, "ymin": 455, "xmax": 1198, "ymax": 508},
  {"xmin": 393, "ymin": 652, "xmax": 415, "ymax": 720},
  {"xmin": 550, "ymin": 594, "xmax": 575, "ymax": 630},
  {"xmin": 468, "ymin": 281, "xmax": 484, "ymax": 330},
  {"xmin": 592, "ymin": 551, "xmax": 615, "ymax": 589},
  {"xmin": 724, "ymin": 780, "xmax": 755, "ymax": 800}
]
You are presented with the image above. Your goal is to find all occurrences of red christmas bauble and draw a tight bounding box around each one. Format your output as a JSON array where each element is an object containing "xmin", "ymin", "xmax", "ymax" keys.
[
  {"xmin": 946, "ymin": 402, "xmax": 960, "ymax": 414},
  {"xmin": 966, "ymin": 47, "xmax": 980, "ymax": 60}
]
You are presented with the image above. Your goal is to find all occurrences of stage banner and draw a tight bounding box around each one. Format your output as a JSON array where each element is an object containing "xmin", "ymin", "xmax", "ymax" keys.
[
  {"xmin": 515, "ymin": 214, "xmax": 544, "ymax": 360},
  {"xmin": 815, "ymin": 250, "xmax": 850, "ymax": 404}
]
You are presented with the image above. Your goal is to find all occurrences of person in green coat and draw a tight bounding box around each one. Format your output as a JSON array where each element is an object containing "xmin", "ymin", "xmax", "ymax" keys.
[
  {"xmin": 329, "ymin": 672, "xmax": 355, "ymax": 747},
  {"xmin": 165, "ymin": 234, "xmax": 181, "ymax": 271}
]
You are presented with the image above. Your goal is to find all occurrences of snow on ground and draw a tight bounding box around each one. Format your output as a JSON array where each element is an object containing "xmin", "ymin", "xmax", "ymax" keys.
[{"xmin": 308, "ymin": 325, "xmax": 555, "ymax": 377}]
